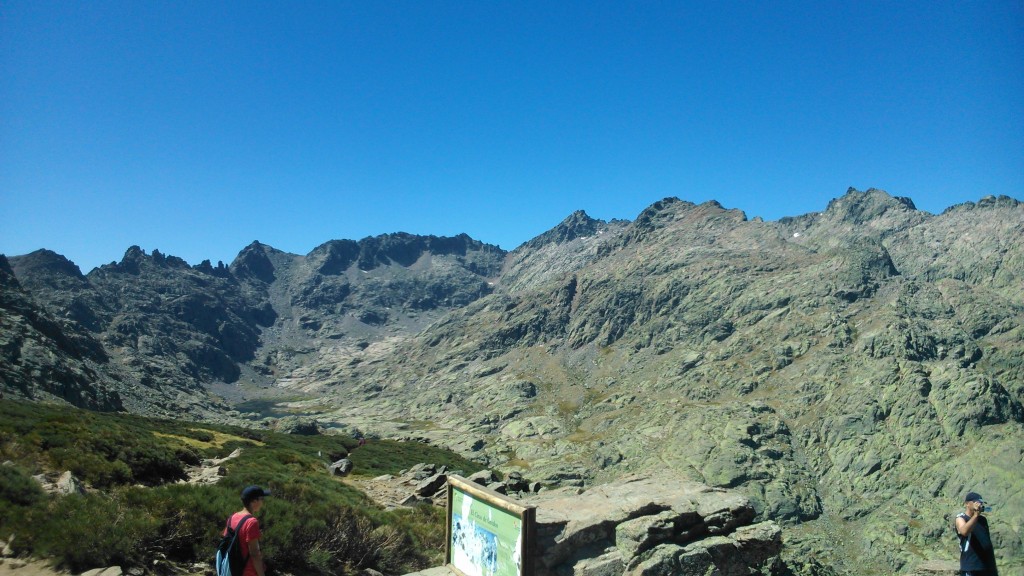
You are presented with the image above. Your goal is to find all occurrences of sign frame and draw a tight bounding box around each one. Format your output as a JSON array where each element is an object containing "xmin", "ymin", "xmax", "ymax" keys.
[{"xmin": 445, "ymin": 474, "xmax": 536, "ymax": 576}]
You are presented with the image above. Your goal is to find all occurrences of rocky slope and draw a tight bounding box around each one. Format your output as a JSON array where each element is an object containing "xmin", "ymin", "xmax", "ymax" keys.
[
  {"xmin": 3, "ymin": 248, "xmax": 264, "ymax": 418},
  {"xmin": 293, "ymin": 190, "xmax": 1024, "ymax": 574},
  {"xmin": 0, "ymin": 255, "xmax": 123, "ymax": 410},
  {"xmin": 1, "ymin": 188, "xmax": 1021, "ymax": 575}
]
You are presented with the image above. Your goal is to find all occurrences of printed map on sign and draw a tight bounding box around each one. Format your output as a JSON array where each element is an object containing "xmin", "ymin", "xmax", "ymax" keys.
[{"xmin": 450, "ymin": 487, "xmax": 524, "ymax": 576}]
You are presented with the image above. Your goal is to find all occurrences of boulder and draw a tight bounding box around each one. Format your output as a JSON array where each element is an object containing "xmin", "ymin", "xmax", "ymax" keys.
[
  {"xmin": 526, "ymin": 474, "xmax": 778, "ymax": 576},
  {"xmin": 410, "ymin": 463, "xmax": 437, "ymax": 480},
  {"xmin": 185, "ymin": 465, "xmax": 228, "ymax": 485},
  {"xmin": 329, "ymin": 458, "xmax": 354, "ymax": 476},
  {"xmin": 80, "ymin": 568, "xmax": 123, "ymax": 576},
  {"xmin": 467, "ymin": 469, "xmax": 498, "ymax": 486},
  {"xmin": 506, "ymin": 471, "xmax": 528, "ymax": 492},
  {"xmin": 415, "ymin": 473, "xmax": 447, "ymax": 497},
  {"xmin": 615, "ymin": 511, "xmax": 678, "ymax": 559},
  {"xmin": 56, "ymin": 471, "xmax": 85, "ymax": 496},
  {"xmin": 202, "ymin": 448, "xmax": 242, "ymax": 467},
  {"xmin": 574, "ymin": 550, "xmax": 626, "ymax": 576},
  {"xmin": 399, "ymin": 495, "xmax": 422, "ymax": 506}
]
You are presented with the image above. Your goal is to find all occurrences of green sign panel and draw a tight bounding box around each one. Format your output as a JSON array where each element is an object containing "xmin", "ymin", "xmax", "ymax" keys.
[{"xmin": 448, "ymin": 478, "xmax": 532, "ymax": 576}]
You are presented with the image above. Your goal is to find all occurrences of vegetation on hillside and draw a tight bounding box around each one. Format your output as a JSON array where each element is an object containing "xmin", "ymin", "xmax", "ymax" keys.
[{"xmin": 0, "ymin": 399, "xmax": 482, "ymax": 574}]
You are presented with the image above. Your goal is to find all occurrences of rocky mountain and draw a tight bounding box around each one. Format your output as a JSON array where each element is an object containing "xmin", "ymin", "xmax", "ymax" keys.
[
  {"xmin": 1, "ymin": 188, "xmax": 1022, "ymax": 575},
  {"xmin": 1, "ymin": 233, "xmax": 505, "ymax": 419},
  {"xmin": 0, "ymin": 255, "xmax": 123, "ymax": 410}
]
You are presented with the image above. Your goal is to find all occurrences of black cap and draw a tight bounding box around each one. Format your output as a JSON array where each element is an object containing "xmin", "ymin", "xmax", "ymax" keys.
[
  {"xmin": 242, "ymin": 485, "xmax": 272, "ymax": 504},
  {"xmin": 964, "ymin": 491, "xmax": 984, "ymax": 503}
]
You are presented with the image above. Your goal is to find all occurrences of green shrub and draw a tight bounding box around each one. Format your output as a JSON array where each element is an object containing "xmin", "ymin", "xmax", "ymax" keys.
[
  {"xmin": 121, "ymin": 484, "xmax": 235, "ymax": 561},
  {"xmin": 174, "ymin": 446, "xmax": 202, "ymax": 466},
  {"xmin": 48, "ymin": 448, "xmax": 133, "ymax": 487},
  {"xmin": 264, "ymin": 504, "xmax": 427, "ymax": 575},
  {"xmin": 29, "ymin": 492, "xmax": 159, "ymax": 572},
  {"xmin": 0, "ymin": 464, "xmax": 45, "ymax": 507},
  {"xmin": 0, "ymin": 402, "xmax": 187, "ymax": 488},
  {"xmin": 348, "ymin": 438, "xmax": 483, "ymax": 477},
  {"xmin": 184, "ymin": 429, "xmax": 215, "ymax": 443},
  {"xmin": 386, "ymin": 504, "xmax": 447, "ymax": 564},
  {"xmin": 0, "ymin": 400, "xmax": 471, "ymax": 574},
  {"xmin": 0, "ymin": 464, "xmax": 48, "ymax": 550}
]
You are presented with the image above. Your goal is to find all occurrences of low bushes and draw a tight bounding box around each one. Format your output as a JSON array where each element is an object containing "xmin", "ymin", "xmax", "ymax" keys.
[
  {"xmin": 0, "ymin": 401, "xmax": 188, "ymax": 487},
  {"xmin": 0, "ymin": 399, "xmax": 478, "ymax": 574},
  {"xmin": 0, "ymin": 465, "xmax": 45, "ymax": 507}
]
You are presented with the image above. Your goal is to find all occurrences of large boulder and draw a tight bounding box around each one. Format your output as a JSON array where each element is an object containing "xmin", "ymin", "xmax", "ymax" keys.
[
  {"xmin": 56, "ymin": 471, "xmax": 86, "ymax": 495},
  {"xmin": 526, "ymin": 474, "xmax": 780, "ymax": 576},
  {"xmin": 415, "ymin": 473, "xmax": 448, "ymax": 497},
  {"xmin": 329, "ymin": 459, "xmax": 354, "ymax": 477}
]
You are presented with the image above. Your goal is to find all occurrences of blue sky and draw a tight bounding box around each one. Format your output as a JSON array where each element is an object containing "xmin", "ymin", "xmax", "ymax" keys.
[{"xmin": 2, "ymin": 1, "xmax": 1021, "ymax": 273}]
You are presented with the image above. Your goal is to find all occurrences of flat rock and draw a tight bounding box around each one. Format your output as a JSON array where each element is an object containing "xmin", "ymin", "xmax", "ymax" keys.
[
  {"xmin": 80, "ymin": 567, "xmax": 123, "ymax": 576},
  {"xmin": 526, "ymin": 474, "xmax": 771, "ymax": 575},
  {"xmin": 415, "ymin": 473, "xmax": 447, "ymax": 497},
  {"xmin": 573, "ymin": 550, "xmax": 625, "ymax": 576}
]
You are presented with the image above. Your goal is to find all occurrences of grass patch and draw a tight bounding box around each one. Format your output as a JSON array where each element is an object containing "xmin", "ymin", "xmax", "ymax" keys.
[
  {"xmin": 233, "ymin": 399, "xmax": 295, "ymax": 417},
  {"xmin": 348, "ymin": 439, "xmax": 483, "ymax": 478},
  {"xmin": 152, "ymin": 428, "xmax": 259, "ymax": 450},
  {"xmin": 401, "ymin": 420, "xmax": 439, "ymax": 432},
  {"xmin": 565, "ymin": 429, "xmax": 602, "ymax": 443},
  {"xmin": 556, "ymin": 399, "xmax": 579, "ymax": 419}
]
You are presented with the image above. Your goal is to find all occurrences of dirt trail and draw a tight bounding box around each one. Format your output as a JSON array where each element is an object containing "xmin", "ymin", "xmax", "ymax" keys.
[
  {"xmin": 0, "ymin": 559, "xmax": 65, "ymax": 576},
  {"xmin": 0, "ymin": 559, "xmax": 206, "ymax": 576}
]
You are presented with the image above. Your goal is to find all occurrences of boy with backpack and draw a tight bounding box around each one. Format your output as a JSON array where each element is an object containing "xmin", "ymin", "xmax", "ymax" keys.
[{"xmin": 217, "ymin": 485, "xmax": 270, "ymax": 576}]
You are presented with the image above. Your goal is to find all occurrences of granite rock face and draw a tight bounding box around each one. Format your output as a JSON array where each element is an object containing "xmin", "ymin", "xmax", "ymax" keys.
[
  {"xmin": 527, "ymin": 474, "xmax": 781, "ymax": 576},
  {"xmin": 0, "ymin": 254, "xmax": 123, "ymax": 411},
  {"xmin": 310, "ymin": 190, "xmax": 1023, "ymax": 574}
]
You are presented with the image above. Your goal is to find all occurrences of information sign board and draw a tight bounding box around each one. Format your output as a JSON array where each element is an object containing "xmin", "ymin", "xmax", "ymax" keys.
[{"xmin": 446, "ymin": 475, "xmax": 535, "ymax": 576}]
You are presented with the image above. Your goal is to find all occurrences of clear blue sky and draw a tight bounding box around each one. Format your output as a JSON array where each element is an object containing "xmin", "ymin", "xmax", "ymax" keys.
[{"xmin": 2, "ymin": 1, "xmax": 1021, "ymax": 273}]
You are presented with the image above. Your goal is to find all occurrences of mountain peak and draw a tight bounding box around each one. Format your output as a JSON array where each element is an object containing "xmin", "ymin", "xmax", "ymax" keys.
[
  {"xmin": 522, "ymin": 210, "xmax": 604, "ymax": 250},
  {"xmin": 8, "ymin": 249, "xmax": 85, "ymax": 280},
  {"xmin": 231, "ymin": 241, "xmax": 277, "ymax": 283},
  {"xmin": 942, "ymin": 194, "xmax": 1022, "ymax": 214},
  {"xmin": 825, "ymin": 188, "xmax": 918, "ymax": 224}
]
